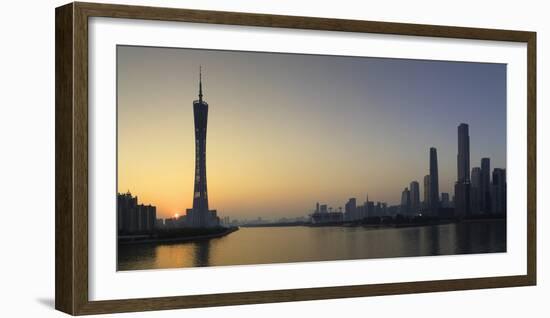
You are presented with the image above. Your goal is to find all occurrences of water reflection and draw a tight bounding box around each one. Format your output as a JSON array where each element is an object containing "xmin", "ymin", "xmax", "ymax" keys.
[
  {"xmin": 118, "ymin": 220, "xmax": 506, "ymax": 271},
  {"xmin": 193, "ymin": 240, "xmax": 211, "ymax": 267}
]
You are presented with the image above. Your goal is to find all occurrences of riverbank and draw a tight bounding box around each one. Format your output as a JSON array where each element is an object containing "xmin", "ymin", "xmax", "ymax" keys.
[
  {"xmin": 118, "ymin": 226, "xmax": 239, "ymax": 245},
  {"xmin": 240, "ymin": 216, "xmax": 505, "ymax": 230}
]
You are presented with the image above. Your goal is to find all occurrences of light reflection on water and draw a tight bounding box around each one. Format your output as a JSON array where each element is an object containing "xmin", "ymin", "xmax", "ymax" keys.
[{"xmin": 117, "ymin": 220, "xmax": 506, "ymax": 271}]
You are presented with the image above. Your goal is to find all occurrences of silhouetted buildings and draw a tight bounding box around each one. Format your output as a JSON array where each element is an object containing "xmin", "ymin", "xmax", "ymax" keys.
[
  {"xmin": 457, "ymin": 124, "xmax": 470, "ymax": 182},
  {"xmin": 312, "ymin": 195, "xmax": 388, "ymax": 224},
  {"xmin": 491, "ymin": 168, "xmax": 507, "ymax": 215},
  {"xmin": 400, "ymin": 187, "xmax": 411, "ymax": 215},
  {"xmin": 423, "ymin": 174, "xmax": 431, "ymax": 210},
  {"xmin": 409, "ymin": 181, "xmax": 420, "ymax": 214},
  {"xmin": 479, "ymin": 158, "xmax": 492, "ymax": 214},
  {"xmin": 311, "ymin": 202, "xmax": 344, "ymax": 224},
  {"xmin": 470, "ymin": 167, "xmax": 482, "ymax": 214},
  {"xmin": 415, "ymin": 124, "xmax": 505, "ymax": 218},
  {"xmin": 454, "ymin": 123, "xmax": 471, "ymax": 217},
  {"xmin": 344, "ymin": 198, "xmax": 358, "ymax": 221},
  {"xmin": 307, "ymin": 122, "xmax": 505, "ymax": 222},
  {"xmin": 117, "ymin": 191, "xmax": 156, "ymax": 234},
  {"xmin": 365, "ymin": 197, "xmax": 384, "ymax": 217},
  {"xmin": 185, "ymin": 68, "xmax": 220, "ymax": 228},
  {"xmin": 441, "ymin": 192, "xmax": 451, "ymax": 208},
  {"xmin": 429, "ymin": 147, "xmax": 440, "ymax": 216}
]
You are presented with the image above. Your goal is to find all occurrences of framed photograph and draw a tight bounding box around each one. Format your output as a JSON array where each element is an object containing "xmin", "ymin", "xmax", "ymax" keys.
[{"xmin": 55, "ymin": 2, "xmax": 536, "ymax": 315}]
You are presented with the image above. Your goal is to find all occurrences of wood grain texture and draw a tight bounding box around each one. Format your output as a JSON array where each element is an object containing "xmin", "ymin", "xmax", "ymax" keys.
[
  {"xmin": 55, "ymin": 2, "xmax": 75, "ymax": 314},
  {"xmin": 54, "ymin": 1, "xmax": 537, "ymax": 315},
  {"xmin": 526, "ymin": 33, "xmax": 537, "ymax": 285}
]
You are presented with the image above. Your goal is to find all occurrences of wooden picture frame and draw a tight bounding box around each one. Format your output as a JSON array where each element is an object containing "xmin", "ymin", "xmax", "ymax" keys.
[{"xmin": 55, "ymin": 2, "xmax": 536, "ymax": 315}]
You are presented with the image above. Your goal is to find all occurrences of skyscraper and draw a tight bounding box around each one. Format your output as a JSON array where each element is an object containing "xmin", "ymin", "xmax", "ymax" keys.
[
  {"xmin": 454, "ymin": 123, "xmax": 471, "ymax": 217},
  {"xmin": 429, "ymin": 147, "xmax": 440, "ymax": 216},
  {"xmin": 491, "ymin": 168, "xmax": 507, "ymax": 215},
  {"xmin": 117, "ymin": 191, "xmax": 156, "ymax": 233},
  {"xmin": 400, "ymin": 187, "xmax": 411, "ymax": 215},
  {"xmin": 457, "ymin": 124, "xmax": 470, "ymax": 183},
  {"xmin": 470, "ymin": 167, "xmax": 482, "ymax": 214},
  {"xmin": 345, "ymin": 198, "xmax": 357, "ymax": 221},
  {"xmin": 423, "ymin": 174, "xmax": 431, "ymax": 210},
  {"xmin": 441, "ymin": 192, "xmax": 450, "ymax": 208},
  {"xmin": 186, "ymin": 68, "xmax": 220, "ymax": 228},
  {"xmin": 480, "ymin": 158, "xmax": 491, "ymax": 214},
  {"xmin": 409, "ymin": 181, "xmax": 420, "ymax": 214}
]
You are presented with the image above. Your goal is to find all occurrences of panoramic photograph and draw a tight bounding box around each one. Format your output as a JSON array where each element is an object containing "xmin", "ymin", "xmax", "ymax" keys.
[{"xmin": 116, "ymin": 45, "xmax": 507, "ymax": 271}]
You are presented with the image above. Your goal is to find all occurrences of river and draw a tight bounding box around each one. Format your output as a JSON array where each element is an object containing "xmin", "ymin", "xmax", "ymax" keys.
[{"xmin": 117, "ymin": 219, "xmax": 506, "ymax": 271}]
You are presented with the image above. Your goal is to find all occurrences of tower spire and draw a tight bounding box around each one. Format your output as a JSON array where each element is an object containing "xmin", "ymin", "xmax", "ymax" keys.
[{"xmin": 199, "ymin": 65, "xmax": 203, "ymax": 103}]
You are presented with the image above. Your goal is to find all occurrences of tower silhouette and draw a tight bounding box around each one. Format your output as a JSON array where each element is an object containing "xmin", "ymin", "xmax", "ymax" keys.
[
  {"xmin": 455, "ymin": 123, "xmax": 471, "ymax": 217},
  {"xmin": 429, "ymin": 147, "xmax": 440, "ymax": 216},
  {"xmin": 186, "ymin": 67, "xmax": 219, "ymax": 228},
  {"xmin": 192, "ymin": 67, "xmax": 209, "ymax": 214}
]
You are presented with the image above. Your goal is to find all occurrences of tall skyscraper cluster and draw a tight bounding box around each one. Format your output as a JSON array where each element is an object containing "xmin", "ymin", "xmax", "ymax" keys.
[
  {"xmin": 400, "ymin": 123, "xmax": 506, "ymax": 218},
  {"xmin": 314, "ymin": 122, "xmax": 505, "ymax": 223},
  {"xmin": 117, "ymin": 191, "xmax": 157, "ymax": 234},
  {"xmin": 402, "ymin": 148, "xmax": 440, "ymax": 216},
  {"xmin": 454, "ymin": 123, "xmax": 507, "ymax": 217},
  {"xmin": 400, "ymin": 181, "xmax": 420, "ymax": 215}
]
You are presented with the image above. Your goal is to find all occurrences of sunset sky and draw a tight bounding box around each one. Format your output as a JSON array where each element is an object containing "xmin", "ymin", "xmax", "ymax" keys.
[{"xmin": 117, "ymin": 45, "xmax": 506, "ymax": 220}]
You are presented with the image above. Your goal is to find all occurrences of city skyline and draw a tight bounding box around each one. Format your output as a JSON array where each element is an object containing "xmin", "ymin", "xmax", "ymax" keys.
[{"xmin": 117, "ymin": 45, "xmax": 506, "ymax": 219}]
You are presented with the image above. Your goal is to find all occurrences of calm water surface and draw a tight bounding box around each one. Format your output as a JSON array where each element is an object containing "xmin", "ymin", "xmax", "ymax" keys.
[{"xmin": 118, "ymin": 220, "xmax": 506, "ymax": 270}]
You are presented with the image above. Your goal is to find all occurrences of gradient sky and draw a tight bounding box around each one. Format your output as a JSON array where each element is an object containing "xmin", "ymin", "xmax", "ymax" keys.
[{"xmin": 117, "ymin": 45, "xmax": 506, "ymax": 220}]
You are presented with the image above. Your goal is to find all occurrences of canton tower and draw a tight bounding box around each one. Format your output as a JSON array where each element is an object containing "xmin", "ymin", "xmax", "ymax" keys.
[{"xmin": 186, "ymin": 67, "xmax": 219, "ymax": 228}]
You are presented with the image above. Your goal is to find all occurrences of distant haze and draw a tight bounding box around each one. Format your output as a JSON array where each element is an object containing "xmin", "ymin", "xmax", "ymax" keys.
[{"xmin": 117, "ymin": 45, "xmax": 506, "ymax": 219}]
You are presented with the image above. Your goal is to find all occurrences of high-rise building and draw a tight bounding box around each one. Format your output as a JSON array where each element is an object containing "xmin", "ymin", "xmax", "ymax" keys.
[
  {"xmin": 423, "ymin": 174, "xmax": 431, "ymax": 210},
  {"xmin": 454, "ymin": 123, "xmax": 471, "ymax": 217},
  {"xmin": 441, "ymin": 192, "xmax": 450, "ymax": 208},
  {"xmin": 409, "ymin": 181, "xmax": 420, "ymax": 214},
  {"xmin": 345, "ymin": 198, "xmax": 357, "ymax": 221},
  {"xmin": 117, "ymin": 191, "xmax": 156, "ymax": 233},
  {"xmin": 186, "ymin": 68, "xmax": 220, "ymax": 228},
  {"xmin": 480, "ymin": 158, "xmax": 491, "ymax": 213},
  {"xmin": 457, "ymin": 124, "xmax": 470, "ymax": 182},
  {"xmin": 454, "ymin": 182, "xmax": 471, "ymax": 218},
  {"xmin": 429, "ymin": 147, "xmax": 440, "ymax": 216},
  {"xmin": 491, "ymin": 168, "xmax": 507, "ymax": 215},
  {"xmin": 470, "ymin": 167, "xmax": 482, "ymax": 214},
  {"xmin": 400, "ymin": 187, "xmax": 411, "ymax": 215},
  {"xmin": 117, "ymin": 191, "xmax": 137, "ymax": 232}
]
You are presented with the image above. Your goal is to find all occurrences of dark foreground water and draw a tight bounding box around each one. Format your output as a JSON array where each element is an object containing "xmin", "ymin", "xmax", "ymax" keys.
[{"xmin": 118, "ymin": 220, "xmax": 506, "ymax": 271}]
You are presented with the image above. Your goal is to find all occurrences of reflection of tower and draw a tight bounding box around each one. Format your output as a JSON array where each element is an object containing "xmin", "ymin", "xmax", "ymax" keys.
[
  {"xmin": 429, "ymin": 147, "xmax": 440, "ymax": 216},
  {"xmin": 186, "ymin": 67, "xmax": 219, "ymax": 228},
  {"xmin": 193, "ymin": 240, "xmax": 211, "ymax": 267}
]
